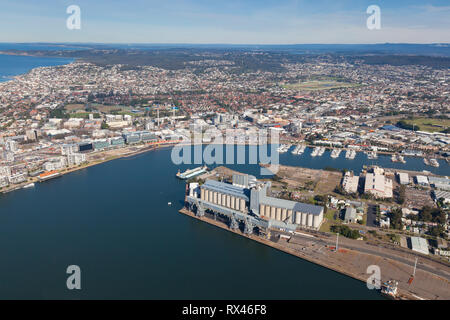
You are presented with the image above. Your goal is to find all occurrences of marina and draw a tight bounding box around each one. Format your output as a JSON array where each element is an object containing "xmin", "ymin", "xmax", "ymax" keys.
[
  {"xmin": 430, "ymin": 159, "xmax": 440, "ymax": 168},
  {"xmin": 330, "ymin": 149, "xmax": 342, "ymax": 159},
  {"xmin": 277, "ymin": 144, "xmax": 291, "ymax": 153},
  {"xmin": 311, "ymin": 147, "xmax": 326, "ymax": 157},
  {"xmin": 366, "ymin": 151, "xmax": 378, "ymax": 160},
  {"xmin": 291, "ymin": 144, "xmax": 306, "ymax": 155},
  {"xmin": 345, "ymin": 149, "xmax": 357, "ymax": 160},
  {"xmin": 391, "ymin": 154, "xmax": 406, "ymax": 163}
]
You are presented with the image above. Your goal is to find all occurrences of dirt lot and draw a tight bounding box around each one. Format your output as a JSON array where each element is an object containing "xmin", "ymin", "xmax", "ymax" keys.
[
  {"xmin": 211, "ymin": 165, "xmax": 342, "ymax": 195},
  {"xmin": 276, "ymin": 165, "xmax": 342, "ymax": 194},
  {"xmin": 404, "ymin": 186, "xmax": 435, "ymax": 209}
]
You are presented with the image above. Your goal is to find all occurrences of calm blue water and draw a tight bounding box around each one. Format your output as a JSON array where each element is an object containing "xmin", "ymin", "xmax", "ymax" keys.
[
  {"xmin": 0, "ymin": 54, "xmax": 74, "ymax": 82},
  {"xmin": 0, "ymin": 146, "xmax": 389, "ymax": 299},
  {"xmin": 200, "ymin": 145, "xmax": 449, "ymax": 177},
  {"xmin": 280, "ymin": 147, "xmax": 449, "ymax": 176},
  {"xmin": 0, "ymin": 43, "xmax": 86, "ymax": 51}
]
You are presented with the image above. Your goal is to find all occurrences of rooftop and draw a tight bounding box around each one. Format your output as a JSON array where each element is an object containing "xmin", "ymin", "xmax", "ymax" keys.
[{"xmin": 202, "ymin": 180, "xmax": 249, "ymax": 201}]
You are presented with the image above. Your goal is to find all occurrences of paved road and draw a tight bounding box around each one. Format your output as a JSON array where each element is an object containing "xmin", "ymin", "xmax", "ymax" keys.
[
  {"xmin": 366, "ymin": 204, "xmax": 378, "ymax": 227},
  {"xmin": 276, "ymin": 231, "xmax": 450, "ymax": 282}
]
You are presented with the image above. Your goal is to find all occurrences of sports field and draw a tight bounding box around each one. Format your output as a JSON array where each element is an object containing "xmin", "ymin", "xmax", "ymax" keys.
[
  {"xmin": 282, "ymin": 80, "xmax": 359, "ymax": 91},
  {"xmin": 403, "ymin": 117, "xmax": 449, "ymax": 133}
]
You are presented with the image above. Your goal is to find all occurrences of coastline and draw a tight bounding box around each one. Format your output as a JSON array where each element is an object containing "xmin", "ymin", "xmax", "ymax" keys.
[
  {"xmin": 0, "ymin": 142, "xmax": 171, "ymax": 194},
  {"xmin": 3, "ymin": 141, "xmax": 448, "ymax": 194},
  {"xmin": 0, "ymin": 52, "xmax": 75, "ymax": 84}
]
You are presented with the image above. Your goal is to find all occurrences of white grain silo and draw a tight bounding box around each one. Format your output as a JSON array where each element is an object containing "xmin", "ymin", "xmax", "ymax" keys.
[
  {"xmin": 270, "ymin": 206, "xmax": 276, "ymax": 219},
  {"xmin": 200, "ymin": 188, "xmax": 205, "ymax": 200},
  {"xmin": 295, "ymin": 211, "xmax": 301, "ymax": 224},
  {"xmin": 301, "ymin": 212, "xmax": 307, "ymax": 226},
  {"xmin": 260, "ymin": 204, "xmax": 266, "ymax": 217},
  {"xmin": 287, "ymin": 210, "xmax": 293, "ymax": 223},
  {"xmin": 282, "ymin": 208, "xmax": 287, "ymax": 221},
  {"xmin": 307, "ymin": 214, "xmax": 313, "ymax": 227},
  {"xmin": 276, "ymin": 207, "xmax": 281, "ymax": 221},
  {"xmin": 313, "ymin": 215, "xmax": 320, "ymax": 229}
]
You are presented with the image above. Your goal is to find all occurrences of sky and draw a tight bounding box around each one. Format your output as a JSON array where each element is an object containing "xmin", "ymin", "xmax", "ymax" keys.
[{"xmin": 0, "ymin": 0, "xmax": 449, "ymax": 44}]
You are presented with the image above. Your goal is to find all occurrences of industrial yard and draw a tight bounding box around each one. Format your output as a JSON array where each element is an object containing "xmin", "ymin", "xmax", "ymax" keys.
[
  {"xmin": 183, "ymin": 165, "xmax": 450, "ymax": 300},
  {"xmin": 179, "ymin": 208, "xmax": 450, "ymax": 300}
]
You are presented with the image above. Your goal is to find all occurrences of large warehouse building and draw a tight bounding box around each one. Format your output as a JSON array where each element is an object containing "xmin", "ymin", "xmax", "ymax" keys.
[{"xmin": 189, "ymin": 173, "xmax": 324, "ymax": 232}]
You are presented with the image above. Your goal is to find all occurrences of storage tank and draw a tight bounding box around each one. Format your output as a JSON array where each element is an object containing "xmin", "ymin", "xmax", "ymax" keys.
[
  {"xmin": 260, "ymin": 204, "xmax": 265, "ymax": 217},
  {"xmin": 276, "ymin": 208, "xmax": 281, "ymax": 221},
  {"xmin": 313, "ymin": 215, "xmax": 320, "ymax": 229},
  {"xmin": 281, "ymin": 208, "xmax": 287, "ymax": 221},
  {"xmin": 240, "ymin": 199, "xmax": 246, "ymax": 212},
  {"xmin": 287, "ymin": 210, "xmax": 293, "ymax": 223},
  {"xmin": 235, "ymin": 197, "xmax": 240, "ymax": 211},
  {"xmin": 209, "ymin": 190, "xmax": 213, "ymax": 203},
  {"xmin": 295, "ymin": 211, "xmax": 301, "ymax": 224},
  {"xmin": 222, "ymin": 194, "xmax": 226, "ymax": 206},
  {"xmin": 201, "ymin": 188, "xmax": 205, "ymax": 200},
  {"xmin": 301, "ymin": 212, "xmax": 307, "ymax": 226},
  {"xmin": 213, "ymin": 192, "xmax": 218, "ymax": 204},
  {"xmin": 270, "ymin": 206, "xmax": 276, "ymax": 219},
  {"xmin": 217, "ymin": 192, "xmax": 222, "ymax": 206},
  {"xmin": 226, "ymin": 195, "xmax": 231, "ymax": 208},
  {"xmin": 307, "ymin": 214, "xmax": 313, "ymax": 227}
]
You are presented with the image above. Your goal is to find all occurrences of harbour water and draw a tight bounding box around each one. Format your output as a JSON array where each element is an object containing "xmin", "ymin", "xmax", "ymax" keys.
[
  {"xmin": 0, "ymin": 146, "xmax": 388, "ymax": 299},
  {"xmin": 3, "ymin": 145, "xmax": 448, "ymax": 299}
]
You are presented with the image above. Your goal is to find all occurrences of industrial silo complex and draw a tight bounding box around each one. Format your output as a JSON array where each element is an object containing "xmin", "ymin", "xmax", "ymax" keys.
[{"xmin": 184, "ymin": 173, "xmax": 324, "ymax": 236}]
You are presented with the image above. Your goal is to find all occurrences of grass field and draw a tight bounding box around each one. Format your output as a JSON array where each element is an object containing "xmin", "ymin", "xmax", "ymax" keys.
[
  {"xmin": 64, "ymin": 104, "xmax": 85, "ymax": 112},
  {"xmin": 320, "ymin": 209, "xmax": 340, "ymax": 233},
  {"xmin": 281, "ymin": 80, "xmax": 359, "ymax": 91},
  {"xmin": 403, "ymin": 117, "xmax": 449, "ymax": 133}
]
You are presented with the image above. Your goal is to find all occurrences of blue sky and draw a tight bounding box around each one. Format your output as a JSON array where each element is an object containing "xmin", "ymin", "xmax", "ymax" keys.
[{"xmin": 1, "ymin": 0, "xmax": 449, "ymax": 44}]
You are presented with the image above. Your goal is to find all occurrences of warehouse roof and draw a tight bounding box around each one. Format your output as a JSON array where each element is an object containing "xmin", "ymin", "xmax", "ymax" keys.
[
  {"xmin": 344, "ymin": 207, "xmax": 357, "ymax": 222},
  {"xmin": 410, "ymin": 237, "xmax": 429, "ymax": 255},
  {"xmin": 428, "ymin": 176, "xmax": 450, "ymax": 185},
  {"xmin": 415, "ymin": 175, "xmax": 429, "ymax": 184},
  {"xmin": 202, "ymin": 180, "xmax": 249, "ymax": 200},
  {"xmin": 434, "ymin": 190, "xmax": 450, "ymax": 201},
  {"xmin": 260, "ymin": 196, "xmax": 324, "ymax": 216}
]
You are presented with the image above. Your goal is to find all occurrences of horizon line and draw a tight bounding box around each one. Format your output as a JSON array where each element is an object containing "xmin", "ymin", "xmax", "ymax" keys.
[{"xmin": 1, "ymin": 42, "xmax": 449, "ymax": 46}]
